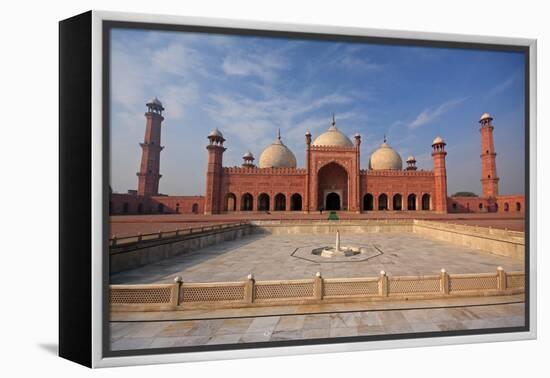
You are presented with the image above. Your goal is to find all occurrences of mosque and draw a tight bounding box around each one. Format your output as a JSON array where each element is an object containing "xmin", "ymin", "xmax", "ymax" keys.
[{"xmin": 109, "ymin": 98, "xmax": 525, "ymax": 216}]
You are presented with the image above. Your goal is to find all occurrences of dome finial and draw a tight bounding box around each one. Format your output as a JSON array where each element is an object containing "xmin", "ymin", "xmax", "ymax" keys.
[
  {"xmin": 384, "ymin": 134, "xmax": 387, "ymax": 143},
  {"xmin": 332, "ymin": 113, "xmax": 336, "ymax": 127},
  {"xmin": 277, "ymin": 128, "xmax": 281, "ymax": 140}
]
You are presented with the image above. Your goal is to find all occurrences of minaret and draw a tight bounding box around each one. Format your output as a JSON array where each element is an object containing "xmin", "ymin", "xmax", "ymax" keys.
[
  {"xmin": 479, "ymin": 113, "xmax": 499, "ymax": 197},
  {"xmin": 204, "ymin": 128, "xmax": 226, "ymax": 215},
  {"xmin": 431, "ymin": 136, "xmax": 448, "ymax": 213},
  {"xmin": 305, "ymin": 129, "xmax": 312, "ymax": 213},
  {"xmin": 354, "ymin": 132, "xmax": 362, "ymax": 213},
  {"xmin": 137, "ymin": 97, "xmax": 164, "ymax": 197}
]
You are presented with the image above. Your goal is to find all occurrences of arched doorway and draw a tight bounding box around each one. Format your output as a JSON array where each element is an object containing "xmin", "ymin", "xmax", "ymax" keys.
[
  {"xmin": 363, "ymin": 193, "xmax": 373, "ymax": 211},
  {"xmin": 317, "ymin": 162, "xmax": 348, "ymax": 211},
  {"xmin": 393, "ymin": 194, "xmax": 402, "ymax": 210},
  {"xmin": 504, "ymin": 202, "xmax": 509, "ymax": 212},
  {"xmin": 258, "ymin": 193, "xmax": 270, "ymax": 211},
  {"xmin": 422, "ymin": 194, "xmax": 430, "ymax": 210},
  {"xmin": 241, "ymin": 193, "xmax": 253, "ymax": 211},
  {"xmin": 378, "ymin": 194, "xmax": 388, "ymax": 210},
  {"xmin": 225, "ymin": 193, "xmax": 236, "ymax": 212},
  {"xmin": 516, "ymin": 202, "xmax": 521, "ymax": 212},
  {"xmin": 291, "ymin": 193, "xmax": 302, "ymax": 211},
  {"xmin": 407, "ymin": 194, "xmax": 416, "ymax": 210},
  {"xmin": 192, "ymin": 203, "xmax": 199, "ymax": 214},
  {"xmin": 326, "ymin": 192, "xmax": 341, "ymax": 210},
  {"xmin": 274, "ymin": 193, "xmax": 286, "ymax": 211}
]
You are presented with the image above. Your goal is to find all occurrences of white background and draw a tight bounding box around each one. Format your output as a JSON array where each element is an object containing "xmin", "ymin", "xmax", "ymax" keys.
[{"xmin": 0, "ymin": 0, "xmax": 547, "ymax": 376}]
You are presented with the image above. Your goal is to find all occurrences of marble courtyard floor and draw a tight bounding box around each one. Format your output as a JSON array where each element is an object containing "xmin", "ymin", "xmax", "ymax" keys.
[
  {"xmin": 110, "ymin": 232, "xmax": 524, "ymax": 284},
  {"xmin": 110, "ymin": 295, "xmax": 525, "ymax": 351}
]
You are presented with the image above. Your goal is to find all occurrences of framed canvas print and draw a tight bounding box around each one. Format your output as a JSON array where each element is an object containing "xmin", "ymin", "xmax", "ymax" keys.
[{"xmin": 59, "ymin": 10, "xmax": 537, "ymax": 368}]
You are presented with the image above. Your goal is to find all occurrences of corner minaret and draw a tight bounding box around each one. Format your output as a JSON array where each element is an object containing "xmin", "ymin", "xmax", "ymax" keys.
[
  {"xmin": 431, "ymin": 136, "xmax": 448, "ymax": 213},
  {"xmin": 479, "ymin": 113, "xmax": 499, "ymax": 197},
  {"xmin": 137, "ymin": 98, "xmax": 164, "ymax": 197},
  {"xmin": 305, "ymin": 129, "xmax": 312, "ymax": 213},
  {"xmin": 204, "ymin": 128, "xmax": 226, "ymax": 215}
]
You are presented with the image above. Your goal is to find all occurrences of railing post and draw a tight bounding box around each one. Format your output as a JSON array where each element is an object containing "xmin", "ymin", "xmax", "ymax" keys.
[
  {"xmin": 137, "ymin": 233, "xmax": 142, "ymax": 243},
  {"xmin": 244, "ymin": 273, "xmax": 255, "ymax": 304},
  {"xmin": 314, "ymin": 272, "xmax": 323, "ymax": 300},
  {"xmin": 497, "ymin": 266, "xmax": 506, "ymax": 291},
  {"xmin": 158, "ymin": 230, "xmax": 162, "ymax": 239},
  {"xmin": 173, "ymin": 276, "xmax": 183, "ymax": 307},
  {"xmin": 378, "ymin": 270, "xmax": 388, "ymax": 297},
  {"xmin": 112, "ymin": 235, "xmax": 117, "ymax": 247},
  {"xmin": 175, "ymin": 228, "xmax": 180, "ymax": 236},
  {"xmin": 440, "ymin": 268, "xmax": 449, "ymax": 294}
]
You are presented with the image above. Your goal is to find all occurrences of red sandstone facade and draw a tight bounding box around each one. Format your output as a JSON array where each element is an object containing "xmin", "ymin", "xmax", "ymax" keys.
[{"xmin": 110, "ymin": 101, "xmax": 524, "ymax": 217}]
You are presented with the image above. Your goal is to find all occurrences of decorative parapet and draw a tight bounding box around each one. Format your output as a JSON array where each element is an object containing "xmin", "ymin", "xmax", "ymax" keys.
[
  {"xmin": 361, "ymin": 169, "xmax": 434, "ymax": 176},
  {"xmin": 223, "ymin": 167, "xmax": 307, "ymax": 175},
  {"xmin": 310, "ymin": 145, "xmax": 357, "ymax": 152},
  {"xmin": 110, "ymin": 267, "xmax": 525, "ymax": 312}
]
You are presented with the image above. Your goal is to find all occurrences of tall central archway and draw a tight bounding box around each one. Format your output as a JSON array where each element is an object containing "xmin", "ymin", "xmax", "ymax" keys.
[{"xmin": 317, "ymin": 162, "xmax": 348, "ymax": 211}]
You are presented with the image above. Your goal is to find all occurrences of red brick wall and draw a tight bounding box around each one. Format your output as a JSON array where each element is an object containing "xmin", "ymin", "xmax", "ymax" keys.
[
  {"xmin": 220, "ymin": 167, "xmax": 307, "ymax": 211},
  {"xmin": 447, "ymin": 195, "xmax": 524, "ymax": 215},
  {"xmin": 447, "ymin": 196, "xmax": 491, "ymax": 213},
  {"xmin": 110, "ymin": 193, "xmax": 204, "ymax": 215},
  {"xmin": 361, "ymin": 170, "xmax": 435, "ymax": 211},
  {"xmin": 152, "ymin": 196, "xmax": 205, "ymax": 214},
  {"xmin": 495, "ymin": 195, "xmax": 525, "ymax": 215}
]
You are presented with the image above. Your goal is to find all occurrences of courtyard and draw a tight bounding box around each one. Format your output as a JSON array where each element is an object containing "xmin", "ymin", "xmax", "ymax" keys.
[{"xmin": 110, "ymin": 231, "xmax": 524, "ymax": 285}]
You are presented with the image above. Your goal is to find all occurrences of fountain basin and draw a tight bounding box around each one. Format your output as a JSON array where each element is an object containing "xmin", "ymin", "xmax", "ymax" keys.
[{"xmin": 312, "ymin": 246, "xmax": 366, "ymax": 258}]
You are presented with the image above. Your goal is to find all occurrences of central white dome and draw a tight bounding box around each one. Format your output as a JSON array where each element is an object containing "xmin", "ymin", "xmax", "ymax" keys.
[
  {"xmin": 369, "ymin": 141, "xmax": 403, "ymax": 170},
  {"xmin": 258, "ymin": 136, "xmax": 297, "ymax": 168},
  {"xmin": 312, "ymin": 124, "xmax": 353, "ymax": 147}
]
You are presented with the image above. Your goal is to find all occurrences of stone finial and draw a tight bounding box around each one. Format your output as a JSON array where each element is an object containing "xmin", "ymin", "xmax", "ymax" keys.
[
  {"xmin": 247, "ymin": 273, "xmax": 254, "ymax": 280},
  {"xmin": 380, "ymin": 270, "xmax": 386, "ymax": 276},
  {"xmin": 440, "ymin": 268, "xmax": 446, "ymax": 273},
  {"xmin": 316, "ymin": 272, "xmax": 321, "ymax": 278},
  {"xmin": 497, "ymin": 266, "xmax": 504, "ymax": 271},
  {"xmin": 174, "ymin": 276, "xmax": 183, "ymax": 283}
]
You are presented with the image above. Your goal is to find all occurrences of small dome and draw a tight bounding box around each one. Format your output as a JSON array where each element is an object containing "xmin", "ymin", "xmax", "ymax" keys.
[
  {"xmin": 243, "ymin": 151, "xmax": 254, "ymax": 159},
  {"xmin": 480, "ymin": 112, "xmax": 492, "ymax": 121},
  {"xmin": 312, "ymin": 125, "xmax": 353, "ymax": 147},
  {"xmin": 259, "ymin": 137, "xmax": 297, "ymax": 168},
  {"xmin": 406, "ymin": 155, "xmax": 416, "ymax": 162},
  {"xmin": 369, "ymin": 141, "xmax": 403, "ymax": 170},
  {"xmin": 147, "ymin": 97, "xmax": 163, "ymax": 108},
  {"xmin": 208, "ymin": 128, "xmax": 224, "ymax": 138},
  {"xmin": 432, "ymin": 136, "xmax": 445, "ymax": 145}
]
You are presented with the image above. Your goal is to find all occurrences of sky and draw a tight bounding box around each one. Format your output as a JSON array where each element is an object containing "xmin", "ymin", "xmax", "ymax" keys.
[{"xmin": 109, "ymin": 28, "xmax": 525, "ymax": 197}]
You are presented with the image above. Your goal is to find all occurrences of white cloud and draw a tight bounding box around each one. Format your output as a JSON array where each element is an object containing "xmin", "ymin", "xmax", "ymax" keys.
[
  {"xmin": 409, "ymin": 97, "xmax": 467, "ymax": 129},
  {"xmin": 221, "ymin": 50, "xmax": 288, "ymax": 81},
  {"xmin": 485, "ymin": 76, "xmax": 515, "ymax": 98}
]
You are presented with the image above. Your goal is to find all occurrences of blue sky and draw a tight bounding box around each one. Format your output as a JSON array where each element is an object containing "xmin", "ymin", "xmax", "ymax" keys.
[{"xmin": 110, "ymin": 28, "xmax": 525, "ymax": 196}]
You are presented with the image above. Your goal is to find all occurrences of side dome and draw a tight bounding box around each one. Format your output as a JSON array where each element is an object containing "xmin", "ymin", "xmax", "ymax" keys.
[
  {"xmin": 312, "ymin": 117, "xmax": 353, "ymax": 147},
  {"xmin": 369, "ymin": 140, "xmax": 403, "ymax": 170},
  {"xmin": 258, "ymin": 133, "xmax": 297, "ymax": 168}
]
